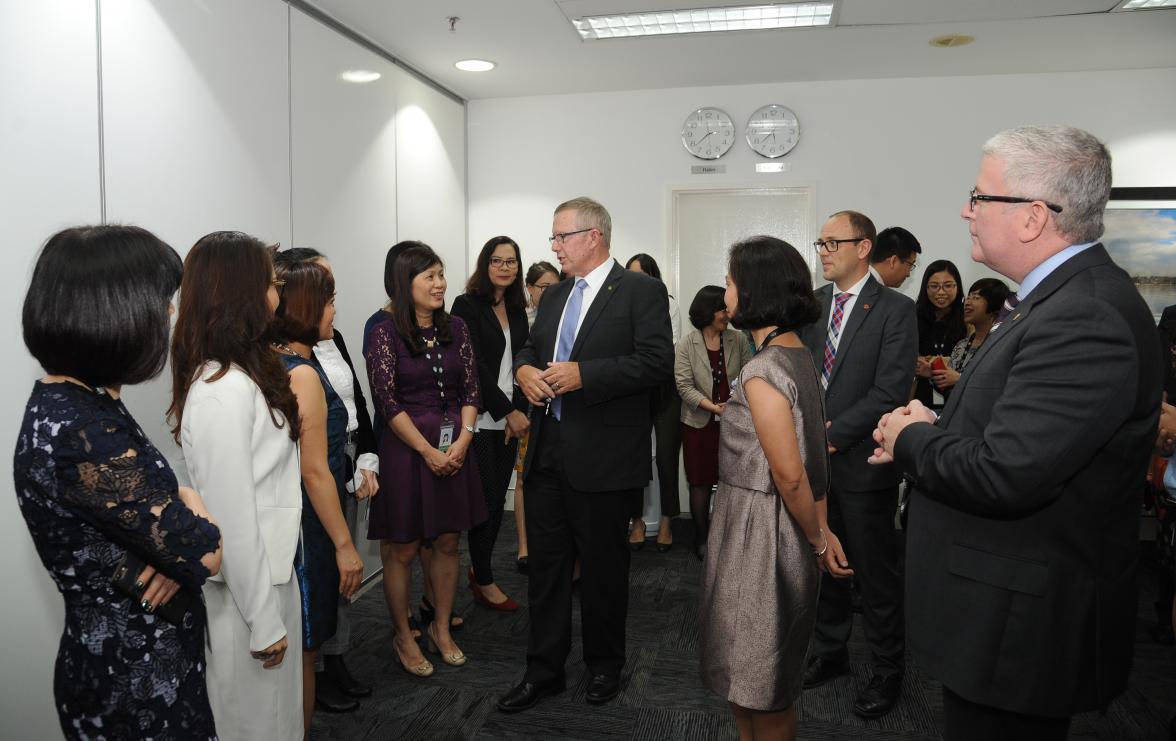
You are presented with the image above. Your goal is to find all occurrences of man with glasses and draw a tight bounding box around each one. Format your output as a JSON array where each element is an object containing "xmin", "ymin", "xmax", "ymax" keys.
[
  {"xmin": 798, "ymin": 210, "xmax": 918, "ymax": 718},
  {"xmin": 870, "ymin": 225, "xmax": 923, "ymax": 289},
  {"xmin": 499, "ymin": 196, "xmax": 673, "ymax": 713},
  {"xmin": 871, "ymin": 126, "xmax": 1162, "ymax": 740}
]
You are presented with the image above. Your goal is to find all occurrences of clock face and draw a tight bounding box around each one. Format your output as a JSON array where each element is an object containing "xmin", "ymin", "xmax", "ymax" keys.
[
  {"xmin": 681, "ymin": 107, "xmax": 735, "ymax": 160},
  {"xmin": 745, "ymin": 104, "xmax": 801, "ymax": 158}
]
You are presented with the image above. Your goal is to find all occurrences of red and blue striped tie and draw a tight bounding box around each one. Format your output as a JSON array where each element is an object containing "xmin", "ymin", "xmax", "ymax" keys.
[{"xmin": 821, "ymin": 292, "xmax": 853, "ymax": 388}]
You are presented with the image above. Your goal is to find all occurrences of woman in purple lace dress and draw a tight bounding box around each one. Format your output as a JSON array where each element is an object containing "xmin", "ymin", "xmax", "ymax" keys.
[
  {"xmin": 364, "ymin": 242, "xmax": 486, "ymax": 677},
  {"xmin": 15, "ymin": 226, "xmax": 223, "ymax": 740}
]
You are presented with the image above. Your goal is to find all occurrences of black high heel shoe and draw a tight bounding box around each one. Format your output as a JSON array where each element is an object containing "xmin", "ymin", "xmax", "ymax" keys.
[{"xmin": 419, "ymin": 596, "xmax": 464, "ymax": 632}]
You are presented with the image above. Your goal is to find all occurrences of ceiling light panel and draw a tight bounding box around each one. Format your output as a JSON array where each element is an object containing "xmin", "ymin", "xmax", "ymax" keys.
[
  {"xmin": 1113, "ymin": 0, "xmax": 1176, "ymax": 8},
  {"xmin": 571, "ymin": 2, "xmax": 835, "ymax": 39}
]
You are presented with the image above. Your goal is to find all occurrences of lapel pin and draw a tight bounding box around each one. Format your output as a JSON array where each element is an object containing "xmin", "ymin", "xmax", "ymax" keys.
[
  {"xmin": 862, "ymin": 304, "xmax": 871, "ymax": 311},
  {"xmin": 1012, "ymin": 313, "xmax": 1021, "ymax": 321}
]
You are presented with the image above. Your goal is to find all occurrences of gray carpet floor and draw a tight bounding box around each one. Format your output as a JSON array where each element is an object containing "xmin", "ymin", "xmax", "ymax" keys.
[{"xmin": 311, "ymin": 519, "xmax": 1176, "ymax": 740}]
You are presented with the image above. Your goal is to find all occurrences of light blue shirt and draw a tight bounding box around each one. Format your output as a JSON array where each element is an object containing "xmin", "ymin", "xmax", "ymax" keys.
[{"xmin": 1016, "ymin": 242, "xmax": 1096, "ymax": 300}]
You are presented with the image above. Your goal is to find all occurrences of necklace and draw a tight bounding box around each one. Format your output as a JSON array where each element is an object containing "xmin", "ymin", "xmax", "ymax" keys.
[{"xmin": 272, "ymin": 342, "xmax": 298, "ymax": 356}]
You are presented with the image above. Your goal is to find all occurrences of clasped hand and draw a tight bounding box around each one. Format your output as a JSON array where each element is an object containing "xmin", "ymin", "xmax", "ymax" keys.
[
  {"xmin": 516, "ymin": 362, "xmax": 582, "ymax": 407},
  {"xmin": 867, "ymin": 399, "xmax": 936, "ymax": 465}
]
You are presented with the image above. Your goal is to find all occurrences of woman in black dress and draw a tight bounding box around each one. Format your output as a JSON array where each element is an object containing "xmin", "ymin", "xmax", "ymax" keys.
[
  {"xmin": 913, "ymin": 259, "xmax": 966, "ymax": 409},
  {"xmin": 14, "ymin": 226, "xmax": 223, "ymax": 740}
]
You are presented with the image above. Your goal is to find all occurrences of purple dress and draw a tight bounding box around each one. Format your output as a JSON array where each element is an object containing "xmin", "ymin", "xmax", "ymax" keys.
[{"xmin": 364, "ymin": 315, "xmax": 488, "ymax": 542}]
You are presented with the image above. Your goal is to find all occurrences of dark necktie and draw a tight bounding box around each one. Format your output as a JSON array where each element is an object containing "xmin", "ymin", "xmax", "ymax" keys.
[{"xmin": 992, "ymin": 293, "xmax": 1021, "ymax": 331}]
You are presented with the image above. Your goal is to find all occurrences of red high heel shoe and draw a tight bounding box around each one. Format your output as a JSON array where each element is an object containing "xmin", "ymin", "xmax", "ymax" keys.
[{"xmin": 467, "ymin": 567, "xmax": 519, "ymax": 612}]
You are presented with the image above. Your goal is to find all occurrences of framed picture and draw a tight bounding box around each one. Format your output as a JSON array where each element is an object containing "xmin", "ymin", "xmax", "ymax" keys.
[{"xmin": 1104, "ymin": 186, "xmax": 1176, "ymax": 324}]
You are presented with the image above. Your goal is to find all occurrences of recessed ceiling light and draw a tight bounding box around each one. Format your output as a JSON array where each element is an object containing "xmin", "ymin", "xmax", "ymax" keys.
[
  {"xmin": 455, "ymin": 59, "xmax": 496, "ymax": 72},
  {"xmin": 570, "ymin": 2, "xmax": 836, "ymax": 40},
  {"xmin": 339, "ymin": 69, "xmax": 381, "ymax": 84},
  {"xmin": 929, "ymin": 34, "xmax": 974, "ymax": 48},
  {"xmin": 1113, "ymin": 0, "xmax": 1176, "ymax": 10}
]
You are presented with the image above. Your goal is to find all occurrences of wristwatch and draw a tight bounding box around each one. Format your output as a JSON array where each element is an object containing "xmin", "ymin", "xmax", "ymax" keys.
[{"xmin": 463, "ymin": 425, "xmax": 476, "ymax": 434}]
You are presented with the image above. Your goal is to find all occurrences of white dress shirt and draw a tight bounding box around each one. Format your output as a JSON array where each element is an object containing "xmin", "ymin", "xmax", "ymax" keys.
[
  {"xmin": 476, "ymin": 324, "xmax": 514, "ymax": 431},
  {"xmin": 554, "ymin": 257, "xmax": 617, "ymax": 353},
  {"xmin": 313, "ymin": 338, "xmax": 379, "ymax": 493},
  {"xmin": 827, "ymin": 270, "xmax": 871, "ymax": 355}
]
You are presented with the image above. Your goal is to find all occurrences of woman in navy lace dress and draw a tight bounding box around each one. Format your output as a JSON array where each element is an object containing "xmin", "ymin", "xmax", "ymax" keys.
[{"xmin": 14, "ymin": 226, "xmax": 223, "ymax": 740}]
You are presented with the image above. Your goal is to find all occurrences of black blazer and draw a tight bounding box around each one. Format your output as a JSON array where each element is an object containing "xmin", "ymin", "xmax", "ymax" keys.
[
  {"xmin": 451, "ymin": 293, "xmax": 529, "ymax": 421},
  {"xmin": 798, "ymin": 275, "xmax": 918, "ymax": 492},
  {"xmin": 329, "ymin": 330, "xmax": 377, "ymax": 458},
  {"xmin": 514, "ymin": 261, "xmax": 673, "ymax": 492},
  {"xmin": 894, "ymin": 244, "xmax": 1163, "ymax": 716}
]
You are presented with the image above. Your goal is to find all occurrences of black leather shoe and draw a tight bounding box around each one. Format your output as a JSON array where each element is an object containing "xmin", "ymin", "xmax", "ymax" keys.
[
  {"xmin": 497, "ymin": 678, "xmax": 565, "ymax": 713},
  {"xmin": 802, "ymin": 655, "xmax": 849, "ymax": 689},
  {"xmin": 585, "ymin": 673, "xmax": 621, "ymax": 704},
  {"xmin": 655, "ymin": 541, "xmax": 673, "ymax": 553},
  {"xmin": 853, "ymin": 673, "xmax": 902, "ymax": 719},
  {"xmin": 324, "ymin": 654, "xmax": 372, "ymax": 698},
  {"xmin": 314, "ymin": 672, "xmax": 360, "ymax": 713}
]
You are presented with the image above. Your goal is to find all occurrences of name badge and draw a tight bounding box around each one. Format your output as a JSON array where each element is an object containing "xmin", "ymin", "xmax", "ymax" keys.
[{"xmin": 438, "ymin": 423, "xmax": 455, "ymax": 452}]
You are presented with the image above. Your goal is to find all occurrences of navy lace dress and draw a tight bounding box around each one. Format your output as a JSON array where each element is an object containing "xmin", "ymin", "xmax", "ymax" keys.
[
  {"xmin": 279, "ymin": 354, "xmax": 347, "ymax": 650},
  {"xmin": 13, "ymin": 381, "xmax": 222, "ymax": 740}
]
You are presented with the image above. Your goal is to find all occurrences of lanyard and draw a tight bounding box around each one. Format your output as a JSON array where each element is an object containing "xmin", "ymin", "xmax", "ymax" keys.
[
  {"xmin": 711, "ymin": 340, "xmax": 728, "ymax": 403},
  {"xmin": 755, "ymin": 326, "xmax": 787, "ymax": 354},
  {"xmin": 422, "ymin": 331, "xmax": 450, "ymax": 422}
]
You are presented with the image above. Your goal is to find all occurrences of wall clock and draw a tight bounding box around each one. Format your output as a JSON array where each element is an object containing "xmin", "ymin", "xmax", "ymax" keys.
[
  {"xmin": 745, "ymin": 104, "xmax": 800, "ymax": 158},
  {"xmin": 681, "ymin": 107, "xmax": 735, "ymax": 160}
]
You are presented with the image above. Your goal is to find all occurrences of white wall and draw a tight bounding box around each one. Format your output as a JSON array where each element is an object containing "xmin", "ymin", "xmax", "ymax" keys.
[
  {"xmin": 468, "ymin": 67, "xmax": 1176, "ymax": 299},
  {"xmin": 1, "ymin": 4, "xmax": 102, "ymax": 737},
  {"xmin": 2, "ymin": 2, "xmax": 466, "ymax": 737}
]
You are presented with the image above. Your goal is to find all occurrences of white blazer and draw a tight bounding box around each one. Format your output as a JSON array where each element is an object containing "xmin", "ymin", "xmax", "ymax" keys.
[{"xmin": 181, "ymin": 362, "xmax": 301, "ymax": 651}]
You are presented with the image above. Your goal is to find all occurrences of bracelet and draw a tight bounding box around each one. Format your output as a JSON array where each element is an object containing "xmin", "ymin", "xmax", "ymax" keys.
[{"xmin": 813, "ymin": 528, "xmax": 828, "ymax": 558}]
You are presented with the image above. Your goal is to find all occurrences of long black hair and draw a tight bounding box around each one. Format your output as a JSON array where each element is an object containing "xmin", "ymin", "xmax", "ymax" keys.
[
  {"xmin": 464, "ymin": 235, "xmax": 526, "ymax": 310},
  {"xmin": 915, "ymin": 259, "xmax": 966, "ymax": 334}
]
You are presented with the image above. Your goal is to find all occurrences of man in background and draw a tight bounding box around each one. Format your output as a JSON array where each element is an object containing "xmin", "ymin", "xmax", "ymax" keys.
[{"xmin": 869, "ymin": 225, "xmax": 922, "ymax": 289}]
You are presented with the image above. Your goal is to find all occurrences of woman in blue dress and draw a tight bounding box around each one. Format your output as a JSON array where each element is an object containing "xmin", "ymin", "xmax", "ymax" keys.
[
  {"xmin": 269, "ymin": 256, "xmax": 363, "ymax": 732},
  {"xmin": 14, "ymin": 225, "xmax": 223, "ymax": 739}
]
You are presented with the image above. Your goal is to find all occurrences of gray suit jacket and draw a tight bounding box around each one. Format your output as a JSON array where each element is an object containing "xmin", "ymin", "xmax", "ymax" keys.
[
  {"xmin": 674, "ymin": 328, "xmax": 752, "ymax": 428},
  {"xmin": 894, "ymin": 244, "xmax": 1163, "ymax": 716},
  {"xmin": 799, "ymin": 274, "xmax": 918, "ymax": 492}
]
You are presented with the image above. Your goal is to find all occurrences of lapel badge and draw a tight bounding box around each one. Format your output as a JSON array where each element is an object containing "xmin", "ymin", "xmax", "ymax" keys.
[
  {"xmin": 862, "ymin": 304, "xmax": 871, "ymax": 311},
  {"xmin": 1012, "ymin": 313, "xmax": 1021, "ymax": 321}
]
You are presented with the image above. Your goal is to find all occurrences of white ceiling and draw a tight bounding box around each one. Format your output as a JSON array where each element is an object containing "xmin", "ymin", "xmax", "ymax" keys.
[{"xmin": 304, "ymin": 0, "xmax": 1176, "ymax": 100}]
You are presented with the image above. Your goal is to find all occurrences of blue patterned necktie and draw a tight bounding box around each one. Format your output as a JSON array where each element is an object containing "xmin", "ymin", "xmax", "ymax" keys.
[{"xmin": 552, "ymin": 279, "xmax": 589, "ymax": 420}]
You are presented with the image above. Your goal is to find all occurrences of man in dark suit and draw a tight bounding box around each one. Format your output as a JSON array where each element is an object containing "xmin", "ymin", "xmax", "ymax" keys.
[
  {"xmin": 872, "ymin": 126, "xmax": 1163, "ymax": 740},
  {"xmin": 798, "ymin": 210, "xmax": 918, "ymax": 718},
  {"xmin": 497, "ymin": 197, "xmax": 673, "ymax": 712},
  {"xmin": 870, "ymin": 225, "xmax": 922, "ymax": 289}
]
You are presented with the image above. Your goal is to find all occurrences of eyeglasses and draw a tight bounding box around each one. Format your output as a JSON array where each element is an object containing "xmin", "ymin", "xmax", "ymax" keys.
[
  {"xmin": 902, "ymin": 257, "xmax": 918, "ymax": 270},
  {"xmin": 489, "ymin": 257, "xmax": 519, "ymax": 268},
  {"xmin": 532, "ymin": 282, "xmax": 557, "ymax": 292},
  {"xmin": 813, "ymin": 237, "xmax": 865, "ymax": 252},
  {"xmin": 927, "ymin": 282, "xmax": 957, "ymax": 293},
  {"xmin": 969, "ymin": 187, "xmax": 1063, "ymax": 214},
  {"xmin": 548, "ymin": 228, "xmax": 594, "ymax": 245}
]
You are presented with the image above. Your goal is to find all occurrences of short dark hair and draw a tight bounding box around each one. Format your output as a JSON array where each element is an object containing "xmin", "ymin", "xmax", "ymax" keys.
[
  {"xmin": 390, "ymin": 243, "xmax": 452, "ymax": 354},
  {"xmin": 526, "ymin": 261, "xmax": 559, "ymax": 286},
  {"xmin": 279, "ymin": 247, "xmax": 325, "ymax": 262},
  {"xmin": 872, "ymin": 226, "xmax": 922, "ymax": 264},
  {"xmin": 625, "ymin": 253, "xmax": 662, "ymax": 282},
  {"xmin": 271, "ymin": 259, "xmax": 335, "ymax": 346},
  {"xmin": 23, "ymin": 225, "xmax": 182, "ymax": 387},
  {"xmin": 384, "ymin": 240, "xmax": 426, "ymax": 299},
  {"xmin": 688, "ymin": 285, "xmax": 727, "ymax": 330},
  {"xmin": 967, "ymin": 278, "xmax": 1011, "ymax": 318},
  {"xmin": 829, "ymin": 210, "xmax": 877, "ymax": 250},
  {"xmin": 727, "ymin": 236, "xmax": 820, "ymax": 332},
  {"xmin": 464, "ymin": 236, "xmax": 526, "ymax": 310}
]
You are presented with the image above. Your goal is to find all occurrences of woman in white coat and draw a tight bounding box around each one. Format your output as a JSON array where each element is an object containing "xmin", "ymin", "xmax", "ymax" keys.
[{"xmin": 169, "ymin": 232, "xmax": 305, "ymax": 740}]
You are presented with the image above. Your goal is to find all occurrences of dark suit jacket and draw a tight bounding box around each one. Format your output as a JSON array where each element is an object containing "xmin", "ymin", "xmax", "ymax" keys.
[
  {"xmin": 451, "ymin": 293, "xmax": 529, "ymax": 421},
  {"xmin": 514, "ymin": 260, "xmax": 673, "ymax": 492},
  {"xmin": 1159, "ymin": 304, "xmax": 1176, "ymax": 398},
  {"xmin": 799, "ymin": 275, "xmax": 918, "ymax": 492},
  {"xmin": 894, "ymin": 244, "xmax": 1163, "ymax": 717},
  {"xmin": 330, "ymin": 329, "xmax": 376, "ymax": 458}
]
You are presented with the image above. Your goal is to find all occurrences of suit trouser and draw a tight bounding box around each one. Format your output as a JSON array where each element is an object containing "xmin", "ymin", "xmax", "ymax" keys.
[
  {"xmin": 811, "ymin": 483, "xmax": 905, "ymax": 678},
  {"xmin": 652, "ymin": 384, "xmax": 682, "ymax": 518},
  {"xmin": 524, "ymin": 418, "xmax": 637, "ymax": 683},
  {"xmin": 942, "ymin": 687, "xmax": 1070, "ymax": 741}
]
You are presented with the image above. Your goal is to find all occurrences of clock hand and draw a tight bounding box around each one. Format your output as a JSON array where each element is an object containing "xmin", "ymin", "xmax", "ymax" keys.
[{"xmin": 697, "ymin": 130, "xmax": 714, "ymax": 145}]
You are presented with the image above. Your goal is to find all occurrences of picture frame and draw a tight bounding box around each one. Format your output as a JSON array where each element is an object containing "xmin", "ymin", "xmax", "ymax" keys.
[{"xmin": 1103, "ymin": 186, "xmax": 1176, "ymax": 323}]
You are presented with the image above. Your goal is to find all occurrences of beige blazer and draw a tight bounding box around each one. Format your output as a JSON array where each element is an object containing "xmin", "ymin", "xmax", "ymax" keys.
[{"xmin": 675, "ymin": 328, "xmax": 752, "ymax": 428}]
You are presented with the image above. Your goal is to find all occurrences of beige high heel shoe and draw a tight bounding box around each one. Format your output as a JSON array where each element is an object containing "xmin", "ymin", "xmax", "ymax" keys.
[
  {"xmin": 393, "ymin": 636, "xmax": 434, "ymax": 677},
  {"xmin": 426, "ymin": 622, "xmax": 468, "ymax": 667}
]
